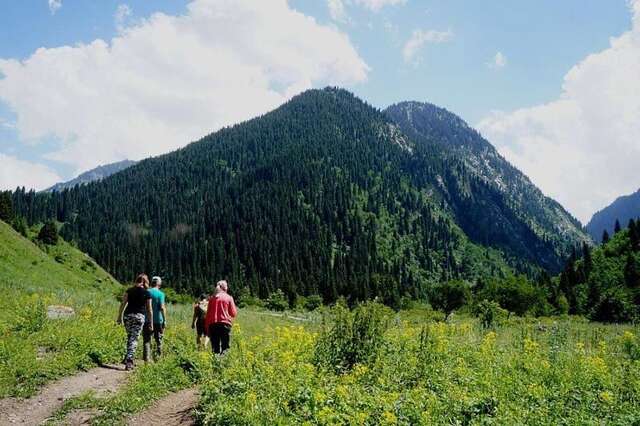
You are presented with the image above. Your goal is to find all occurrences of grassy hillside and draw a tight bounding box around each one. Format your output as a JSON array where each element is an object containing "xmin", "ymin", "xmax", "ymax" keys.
[{"xmin": 0, "ymin": 220, "xmax": 124, "ymax": 397}]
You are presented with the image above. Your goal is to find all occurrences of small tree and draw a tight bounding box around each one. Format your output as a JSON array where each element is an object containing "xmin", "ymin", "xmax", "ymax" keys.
[
  {"xmin": 430, "ymin": 280, "xmax": 471, "ymax": 315},
  {"xmin": 0, "ymin": 192, "xmax": 13, "ymax": 222},
  {"xmin": 11, "ymin": 216, "xmax": 28, "ymax": 237},
  {"xmin": 265, "ymin": 289, "xmax": 288, "ymax": 311},
  {"xmin": 601, "ymin": 230, "xmax": 610, "ymax": 245},
  {"xmin": 614, "ymin": 219, "xmax": 622, "ymax": 234},
  {"xmin": 37, "ymin": 221, "xmax": 59, "ymax": 245},
  {"xmin": 304, "ymin": 294, "xmax": 323, "ymax": 311}
]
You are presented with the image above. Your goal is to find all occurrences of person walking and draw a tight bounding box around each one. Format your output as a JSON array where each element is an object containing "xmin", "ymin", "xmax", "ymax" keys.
[
  {"xmin": 204, "ymin": 280, "xmax": 237, "ymax": 355},
  {"xmin": 116, "ymin": 274, "xmax": 153, "ymax": 370},
  {"xmin": 144, "ymin": 276, "xmax": 167, "ymax": 361},
  {"xmin": 191, "ymin": 294, "xmax": 209, "ymax": 350}
]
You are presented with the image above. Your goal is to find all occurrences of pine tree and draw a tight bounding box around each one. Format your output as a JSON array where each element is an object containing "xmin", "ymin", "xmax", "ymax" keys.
[
  {"xmin": 581, "ymin": 242, "xmax": 592, "ymax": 280},
  {"xmin": 628, "ymin": 219, "xmax": 639, "ymax": 251},
  {"xmin": 601, "ymin": 230, "xmax": 610, "ymax": 245},
  {"xmin": 614, "ymin": 219, "xmax": 622, "ymax": 234},
  {"xmin": 624, "ymin": 254, "xmax": 640, "ymax": 288},
  {"xmin": 37, "ymin": 221, "xmax": 59, "ymax": 245},
  {"xmin": 0, "ymin": 192, "xmax": 14, "ymax": 222}
]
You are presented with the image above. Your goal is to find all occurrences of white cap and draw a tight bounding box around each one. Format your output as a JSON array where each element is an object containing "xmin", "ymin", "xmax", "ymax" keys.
[{"xmin": 152, "ymin": 276, "xmax": 162, "ymax": 285}]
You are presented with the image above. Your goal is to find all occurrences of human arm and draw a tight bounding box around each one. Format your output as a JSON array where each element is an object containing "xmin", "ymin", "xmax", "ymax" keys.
[
  {"xmin": 191, "ymin": 305, "xmax": 198, "ymax": 329},
  {"xmin": 116, "ymin": 291, "xmax": 128, "ymax": 324},
  {"xmin": 160, "ymin": 302, "xmax": 167, "ymax": 327},
  {"xmin": 229, "ymin": 297, "xmax": 238, "ymax": 319},
  {"xmin": 146, "ymin": 299, "xmax": 154, "ymax": 331}
]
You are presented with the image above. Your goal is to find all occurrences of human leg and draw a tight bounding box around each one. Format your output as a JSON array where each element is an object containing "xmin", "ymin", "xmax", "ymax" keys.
[{"xmin": 124, "ymin": 313, "xmax": 145, "ymax": 367}]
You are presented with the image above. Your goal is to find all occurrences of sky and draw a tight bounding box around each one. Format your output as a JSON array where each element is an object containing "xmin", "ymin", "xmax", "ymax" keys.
[{"xmin": 0, "ymin": 0, "xmax": 637, "ymax": 224}]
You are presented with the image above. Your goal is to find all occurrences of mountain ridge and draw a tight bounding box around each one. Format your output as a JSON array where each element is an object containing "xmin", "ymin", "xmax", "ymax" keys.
[
  {"xmin": 586, "ymin": 189, "xmax": 640, "ymax": 241},
  {"xmin": 12, "ymin": 87, "xmax": 589, "ymax": 301},
  {"xmin": 44, "ymin": 159, "xmax": 137, "ymax": 192}
]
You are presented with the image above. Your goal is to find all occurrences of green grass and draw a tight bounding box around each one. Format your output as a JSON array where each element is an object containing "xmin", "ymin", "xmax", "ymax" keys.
[{"xmin": 3, "ymin": 219, "xmax": 640, "ymax": 425}]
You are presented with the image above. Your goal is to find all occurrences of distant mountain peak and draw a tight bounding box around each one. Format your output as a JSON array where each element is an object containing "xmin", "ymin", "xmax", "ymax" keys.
[
  {"xmin": 45, "ymin": 159, "xmax": 137, "ymax": 192},
  {"xmin": 586, "ymin": 188, "xmax": 640, "ymax": 242}
]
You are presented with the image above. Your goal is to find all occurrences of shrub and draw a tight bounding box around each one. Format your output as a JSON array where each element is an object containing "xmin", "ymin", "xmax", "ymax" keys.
[
  {"xmin": 430, "ymin": 280, "xmax": 471, "ymax": 314},
  {"xmin": 304, "ymin": 294, "xmax": 323, "ymax": 311},
  {"xmin": 37, "ymin": 221, "xmax": 59, "ymax": 245},
  {"xmin": 11, "ymin": 216, "xmax": 28, "ymax": 237},
  {"xmin": 475, "ymin": 299, "xmax": 508, "ymax": 329},
  {"xmin": 265, "ymin": 289, "xmax": 288, "ymax": 311},
  {"xmin": 590, "ymin": 287, "xmax": 636, "ymax": 323},
  {"xmin": 236, "ymin": 286, "xmax": 263, "ymax": 308},
  {"xmin": 314, "ymin": 302, "xmax": 389, "ymax": 373}
]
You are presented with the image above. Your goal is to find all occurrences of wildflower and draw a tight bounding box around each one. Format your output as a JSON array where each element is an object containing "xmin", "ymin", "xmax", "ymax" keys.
[{"xmin": 599, "ymin": 391, "xmax": 614, "ymax": 404}]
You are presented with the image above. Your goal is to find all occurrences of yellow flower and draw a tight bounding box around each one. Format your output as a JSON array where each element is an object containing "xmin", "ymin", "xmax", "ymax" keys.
[
  {"xmin": 599, "ymin": 391, "xmax": 614, "ymax": 404},
  {"xmin": 381, "ymin": 411, "xmax": 397, "ymax": 425}
]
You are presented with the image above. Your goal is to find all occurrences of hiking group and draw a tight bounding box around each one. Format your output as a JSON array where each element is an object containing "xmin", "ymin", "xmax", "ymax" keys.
[{"xmin": 116, "ymin": 274, "xmax": 237, "ymax": 370}]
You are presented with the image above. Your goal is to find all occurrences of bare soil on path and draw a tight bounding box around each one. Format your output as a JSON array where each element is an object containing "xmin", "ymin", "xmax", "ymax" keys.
[
  {"xmin": 127, "ymin": 388, "xmax": 198, "ymax": 426},
  {"xmin": 0, "ymin": 365, "xmax": 128, "ymax": 426}
]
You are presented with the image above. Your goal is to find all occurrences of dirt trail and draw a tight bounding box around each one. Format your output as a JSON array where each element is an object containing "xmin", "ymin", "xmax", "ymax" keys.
[
  {"xmin": 127, "ymin": 388, "xmax": 198, "ymax": 426},
  {"xmin": 0, "ymin": 365, "xmax": 128, "ymax": 426}
]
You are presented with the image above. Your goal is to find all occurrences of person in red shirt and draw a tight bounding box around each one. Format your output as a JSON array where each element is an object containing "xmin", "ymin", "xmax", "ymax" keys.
[{"xmin": 204, "ymin": 280, "xmax": 237, "ymax": 354}]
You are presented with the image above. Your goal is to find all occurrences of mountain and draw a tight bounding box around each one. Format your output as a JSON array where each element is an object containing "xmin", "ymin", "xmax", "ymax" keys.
[
  {"xmin": 44, "ymin": 160, "xmax": 137, "ymax": 192},
  {"xmin": 586, "ymin": 189, "xmax": 640, "ymax": 242},
  {"xmin": 11, "ymin": 88, "xmax": 588, "ymax": 303},
  {"xmin": 384, "ymin": 101, "xmax": 591, "ymax": 269}
]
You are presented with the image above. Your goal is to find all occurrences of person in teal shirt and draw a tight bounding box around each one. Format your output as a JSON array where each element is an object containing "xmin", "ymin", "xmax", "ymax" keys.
[{"xmin": 143, "ymin": 276, "xmax": 167, "ymax": 361}]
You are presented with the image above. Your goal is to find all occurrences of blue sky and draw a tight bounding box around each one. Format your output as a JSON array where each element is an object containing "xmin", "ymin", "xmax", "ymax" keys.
[{"xmin": 0, "ymin": 0, "xmax": 638, "ymax": 223}]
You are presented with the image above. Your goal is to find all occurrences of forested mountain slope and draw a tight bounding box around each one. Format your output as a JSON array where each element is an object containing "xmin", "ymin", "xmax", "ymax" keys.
[
  {"xmin": 385, "ymin": 101, "xmax": 591, "ymax": 270},
  {"xmin": 11, "ymin": 89, "xmax": 587, "ymax": 302},
  {"xmin": 586, "ymin": 189, "xmax": 640, "ymax": 242}
]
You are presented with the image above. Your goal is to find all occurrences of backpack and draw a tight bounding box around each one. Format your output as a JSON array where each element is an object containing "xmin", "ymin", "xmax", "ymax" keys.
[{"xmin": 198, "ymin": 299, "xmax": 208, "ymax": 316}]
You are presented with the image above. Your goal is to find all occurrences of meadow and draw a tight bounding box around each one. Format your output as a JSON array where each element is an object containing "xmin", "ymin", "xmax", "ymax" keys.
[{"xmin": 1, "ymin": 220, "xmax": 640, "ymax": 425}]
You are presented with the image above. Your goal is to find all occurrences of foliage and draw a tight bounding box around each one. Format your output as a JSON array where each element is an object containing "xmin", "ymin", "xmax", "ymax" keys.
[
  {"xmin": 476, "ymin": 274, "xmax": 551, "ymax": 316},
  {"xmin": 314, "ymin": 302, "xmax": 389, "ymax": 373},
  {"xmin": 265, "ymin": 289, "xmax": 289, "ymax": 312},
  {"xmin": 429, "ymin": 280, "xmax": 471, "ymax": 314},
  {"xmin": 198, "ymin": 313, "xmax": 640, "ymax": 425},
  {"xmin": 558, "ymin": 224, "xmax": 640, "ymax": 322},
  {"xmin": 474, "ymin": 299, "xmax": 508, "ymax": 329},
  {"xmin": 0, "ymin": 191, "xmax": 14, "ymax": 222},
  {"xmin": 37, "ymin": 221, "xmax": 59, "ymax": 245},
  {"xmin": 10, "ymin": 89, "xmax": 588, "ymax": 305}
]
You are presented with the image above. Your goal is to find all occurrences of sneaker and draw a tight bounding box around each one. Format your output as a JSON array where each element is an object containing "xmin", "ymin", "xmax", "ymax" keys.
[{"xmin": 125, "ymin": 360, "xmax": 134, "ymax": 371}]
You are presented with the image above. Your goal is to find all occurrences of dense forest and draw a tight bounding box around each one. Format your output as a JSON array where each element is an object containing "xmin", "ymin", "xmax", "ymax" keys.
[
  {"xmin": 6, "ymin": 88, "xmax": 590, "ymax": 306},
  {"xmin": 558, "ymin": 218, "xmax": 640, "ymax": 322}
]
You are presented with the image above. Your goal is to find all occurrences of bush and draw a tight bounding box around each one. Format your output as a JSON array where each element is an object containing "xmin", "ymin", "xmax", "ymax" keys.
[
  {"xmin": 474, "ymin": 299, "xmax": 508, "ymax": 329},
  {"xmin": 430, "ymin": 280, "xmax": 471, "ymax": 314},
  {"xmin": 236, "ymin": 286, "xmax": 263, "ymax": 308},
  {"xmin": 265, "ymin": 289, "xmax": 288, "ymax": 311},
  {"xmin": 590, "ymin": 287, "xmax": 636, "ymax": 323},
  {"xmin": 162, "ymin": 287, "xmax": 193, "ymax": 305},
  {"xmin": 304, "ymin": 294, "xmax": 323, "ymax": 311},
  {"xmin": 477, "ymin": 275, "xmax": 551, "ymax": 316},
  {"xmin": 37, "ymin": 221, "xmax": 59, "ymax": 245},
  {"xmin": 314, "ymin": 302, "xmax": 389, "ymax": 373},
  {"xmin": 11, "ymin": 216, "xmax": 28, "ymax": 237}
]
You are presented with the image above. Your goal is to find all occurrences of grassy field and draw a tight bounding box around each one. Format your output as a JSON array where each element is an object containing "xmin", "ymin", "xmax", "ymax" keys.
[{"xmin": 2, "ymin": 220, "xmax": 640, "ymax": 424}]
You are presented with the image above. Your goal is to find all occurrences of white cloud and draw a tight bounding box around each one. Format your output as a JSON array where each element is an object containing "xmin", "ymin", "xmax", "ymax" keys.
[
  {"xmin": 48, "ymin": 0, "xmax": 62, "ymax": 15},
  {"xmin": 488, "ymin": 51, "xmax": 507, "ymax": 69},
  {"xmin": 402, "ymin": 29, "xmax": 453, "ymax": 64},
  {"xmin": 328, "ymin": 0, "xmax": 348, "ymax": 23},
  {"xmin": 0, "ymin": 153, "xmax": 61, "ymax": 191},
  {"xmin": 478, "ymin": 0, "xmax": 640, "ymax": 223},
  {"xmin": 114, "ymin": 4, "xmax": 133, "ymax": 32},
  {"xmin": 0, "ymin": 0, "xmax": 369, "ymax": 176},
  {"xmin": 354, "ymin": 0, "xmax": 407, "ymax": 12}
]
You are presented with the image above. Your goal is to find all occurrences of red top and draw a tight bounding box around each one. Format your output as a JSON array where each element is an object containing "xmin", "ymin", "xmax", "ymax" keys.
[{"xmin": 204, "ymin": 292, "xmax": 237, "ymax": 328}]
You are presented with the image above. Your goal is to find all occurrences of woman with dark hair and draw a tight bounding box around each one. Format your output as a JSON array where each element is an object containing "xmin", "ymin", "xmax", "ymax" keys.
[
  {"xmin": 191, "ymin": 293, "xmax": 209, "ymax": 350},
  {"xmin": 116, "ymin": 274, "xmax": 153, "ymax": 370}
]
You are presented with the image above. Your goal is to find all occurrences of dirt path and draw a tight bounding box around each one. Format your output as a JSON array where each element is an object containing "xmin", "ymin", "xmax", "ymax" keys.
[
  {"xmin": 0, "ymin": 365, "xmax": 128, "ymax": 426},
  {"xmin": 127, "ymin": 388, "xmax": 198, "ymax": 426}
]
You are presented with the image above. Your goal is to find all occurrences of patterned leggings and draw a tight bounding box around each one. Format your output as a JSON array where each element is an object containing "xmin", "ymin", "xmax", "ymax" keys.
[{"xmin": 123, "ymin": 313, "xmax": 145, "ymax": 362}]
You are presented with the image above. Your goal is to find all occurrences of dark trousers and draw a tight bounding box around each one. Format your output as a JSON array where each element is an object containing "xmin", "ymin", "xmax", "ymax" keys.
[
  {"xmin": 143, "ymin": 323, "xmax": 164, "ymax": 361},
  {"xmin": 208, "ymin": 323, "xmax": 231, "ymax": 354}
]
